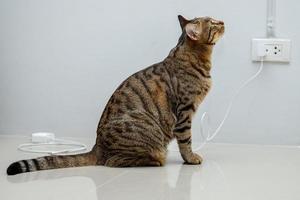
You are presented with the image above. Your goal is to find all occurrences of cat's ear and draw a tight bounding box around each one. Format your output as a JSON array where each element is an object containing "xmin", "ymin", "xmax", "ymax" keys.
[
  {"xmin": 185, "ymin": 23, "xmax": 201, "ymax": 41},
  {"xmin": 178, "ymin": 15, "xmax": 189, "ymax": 29}
]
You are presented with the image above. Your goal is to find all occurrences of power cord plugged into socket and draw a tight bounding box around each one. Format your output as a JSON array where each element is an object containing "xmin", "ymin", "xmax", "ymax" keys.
[
  {"xmin": 252, "ymin": 38, "xmax": 291, "ymax": 62},
  {"xmin": 170, "ymin": 49, "xmax": 266, "ymax": 152}
]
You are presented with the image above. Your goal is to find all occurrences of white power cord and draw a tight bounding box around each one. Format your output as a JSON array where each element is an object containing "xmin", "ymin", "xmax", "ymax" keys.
[
  {"xmin": 170, "ymin": 56, "xmax": 265, "ymax": 152},
  {"xmin": 193, "ymin": 57, "xmax": 265, "ymax": 151},
  {"xmin": 18, "ymin": 132, "xmax": 87, "ymax": 155}
]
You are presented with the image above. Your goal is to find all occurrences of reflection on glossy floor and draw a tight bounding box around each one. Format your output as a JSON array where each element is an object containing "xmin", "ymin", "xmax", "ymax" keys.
[{"xmin": 1, "ymin": 135, "xmax": 300, "ymax": 200}]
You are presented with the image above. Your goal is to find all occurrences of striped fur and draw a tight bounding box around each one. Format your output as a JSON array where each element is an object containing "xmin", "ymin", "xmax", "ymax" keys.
[
  {"xmin": 7, "ymin": 152, "xmax": 96, "ymax": 175},
  {"xmin": 7, "ymin": 15, "xmax": 224, "ymax": 175}
]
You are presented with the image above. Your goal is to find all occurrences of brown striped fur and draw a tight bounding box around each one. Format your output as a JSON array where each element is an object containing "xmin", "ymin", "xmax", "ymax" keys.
[{"xmin": 7, "ymin": 15, "xmax": 224, "ymax": 175}]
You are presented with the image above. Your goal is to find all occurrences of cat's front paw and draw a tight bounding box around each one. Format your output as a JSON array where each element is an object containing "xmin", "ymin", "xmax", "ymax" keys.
[{"xmin": 183, "ymin": 153, "xmax": 203, "ymax": 165}]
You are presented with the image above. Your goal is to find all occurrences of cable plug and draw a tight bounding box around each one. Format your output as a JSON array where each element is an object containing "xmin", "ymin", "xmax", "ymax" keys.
[
  {"xmin": 31, "ymin": 132, "xmax": 55, "ymax": 143},
  {"xmin": 256, "ymin": 43, "xmax": 268, "ymax": 58}
]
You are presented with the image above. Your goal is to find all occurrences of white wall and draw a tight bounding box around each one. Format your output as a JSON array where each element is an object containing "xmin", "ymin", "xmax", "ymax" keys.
[{"xmin": 1, "ymin": 0, "xmax": 299, "ymax": 145}]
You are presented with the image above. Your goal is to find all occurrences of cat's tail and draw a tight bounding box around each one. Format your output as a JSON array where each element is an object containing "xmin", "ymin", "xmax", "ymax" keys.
[{"xmin": 7, "ymin": 149, "xmax": 97, "ymax": 176}]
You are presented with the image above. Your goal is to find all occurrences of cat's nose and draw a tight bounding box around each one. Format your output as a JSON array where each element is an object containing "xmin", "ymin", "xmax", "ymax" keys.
[{"xmin": 212, "ymin": 19, "xmax": 224, "ymax": 25}]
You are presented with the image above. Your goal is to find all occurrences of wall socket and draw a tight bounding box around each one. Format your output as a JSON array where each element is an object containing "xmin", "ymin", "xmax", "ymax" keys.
[{"xmin": 252, "ymin": 38, "xmax": 291, "ymax": 62}]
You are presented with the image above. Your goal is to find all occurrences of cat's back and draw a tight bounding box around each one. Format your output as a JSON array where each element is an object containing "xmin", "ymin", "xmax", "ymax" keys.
[{"xmin": 98, "ymin": 61, "xmax": 176, "ymax": 129}]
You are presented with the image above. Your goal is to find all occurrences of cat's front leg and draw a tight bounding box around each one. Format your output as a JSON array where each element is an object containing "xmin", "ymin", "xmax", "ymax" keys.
[{"xmin": 174, "ymin": 117, "xmax": 202, "ymax": 165}]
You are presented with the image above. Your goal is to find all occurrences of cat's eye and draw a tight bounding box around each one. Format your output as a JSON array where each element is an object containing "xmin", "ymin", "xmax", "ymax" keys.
[{"xmin": 204, "ymin": 18, "xmax": 210, "ymax": 23}]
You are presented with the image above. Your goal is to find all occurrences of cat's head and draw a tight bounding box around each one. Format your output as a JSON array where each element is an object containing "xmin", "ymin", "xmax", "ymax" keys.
[{"xmin": 178, "ymin": 15, "xmax": 224, "ymax": 45}]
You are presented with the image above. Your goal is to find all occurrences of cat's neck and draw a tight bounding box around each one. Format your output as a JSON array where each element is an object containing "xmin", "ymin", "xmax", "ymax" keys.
[{"xmin": 167, "ymin": 36, "xmax": 214, "ymax": 72}]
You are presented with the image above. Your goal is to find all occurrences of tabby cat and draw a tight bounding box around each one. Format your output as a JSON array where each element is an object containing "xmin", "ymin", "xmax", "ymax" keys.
[{"xmin": 7, "ymin": 15, "xmax": 224, "ymax": 175}]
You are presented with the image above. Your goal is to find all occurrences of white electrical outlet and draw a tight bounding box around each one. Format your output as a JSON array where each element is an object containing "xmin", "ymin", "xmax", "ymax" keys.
[{"xmin": 252, "ymin": 38, "xmax": 291, "ymax": 62}]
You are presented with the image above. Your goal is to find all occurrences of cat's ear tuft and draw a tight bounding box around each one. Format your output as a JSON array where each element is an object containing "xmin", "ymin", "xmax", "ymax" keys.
[
  {"xmin": 185, "ymin": 23, "xmax": 200, "ymax": 41},
  {"xmin": 178, "ymin": 15, "xmax": 189, "ymax": 29}
]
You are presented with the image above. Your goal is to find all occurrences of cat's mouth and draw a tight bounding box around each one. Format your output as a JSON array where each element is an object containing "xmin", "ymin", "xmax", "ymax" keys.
[{"xmin": 218, "ymin": 23, "xmax": 225, "ymax": 33}]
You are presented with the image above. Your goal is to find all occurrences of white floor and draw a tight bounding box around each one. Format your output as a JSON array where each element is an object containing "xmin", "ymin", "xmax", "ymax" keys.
[{"xmin": 1, "ymin": 135, "xmax": 300, "ymax": 200}]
